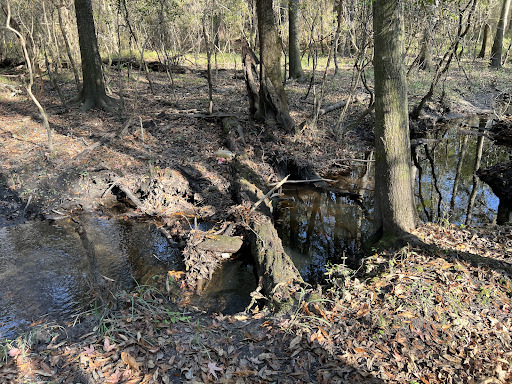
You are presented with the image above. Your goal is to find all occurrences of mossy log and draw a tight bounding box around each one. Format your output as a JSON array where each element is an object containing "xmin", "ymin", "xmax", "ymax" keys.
[{"xmin": 222, "ymin": 117, "xmax": 303, "ymax": 309}]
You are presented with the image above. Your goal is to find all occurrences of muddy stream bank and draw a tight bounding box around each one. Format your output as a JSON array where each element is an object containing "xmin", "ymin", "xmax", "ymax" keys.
[{"xmin": 1, "ymin": 115, "xmax": 511, "ymax": 339}]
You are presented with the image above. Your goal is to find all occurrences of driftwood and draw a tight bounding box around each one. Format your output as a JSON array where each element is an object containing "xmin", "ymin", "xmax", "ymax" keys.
[
  {"xmin": 222, "ymin": 116, "xmax": 303, "ymax": 310},
  {"xmin": 196, "ymin": 235, "xmax": 243, "ymax": 253}
]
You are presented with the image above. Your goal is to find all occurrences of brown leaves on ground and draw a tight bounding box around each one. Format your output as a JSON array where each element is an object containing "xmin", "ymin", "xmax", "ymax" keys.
[
  {"xmin": 1, "ymin": 222, "xmax": 511, "ymax": 383},
  {"xmin": 0, "ymin": 61, "xmax": 511, "ymax": 384}
]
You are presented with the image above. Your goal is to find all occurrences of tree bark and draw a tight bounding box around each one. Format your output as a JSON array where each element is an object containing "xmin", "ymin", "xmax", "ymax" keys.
[
  {"xmin": 478, "ymin": 23, "xmax": 491, "ymax": 58},
  {"xmin": 74, "ymin": 0, "xmax": 116, "ymax": 110},
  {"xmin": 288, "ymin": 0, "xmax": 303, "ymax": 79},
  {"xmin": 373, "ymin": 0, "xmax": 417, "ymax": 242},
  {"xmin": 222, "ymin": 117, "xmax": 302, "ymax": 309},
  {"xmin": 256, "ymin": 0, "xmax": 295, "ymax": 132},
  {"xmin": 490, "ymin": 0, "xmax": 511, "ymax": 68}
]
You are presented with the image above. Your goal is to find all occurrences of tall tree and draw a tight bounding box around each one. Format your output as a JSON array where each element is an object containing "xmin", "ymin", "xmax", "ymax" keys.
[
  {"xmin": 478, "ymin": 23, "xmax": 492, "ymax": 58},
  {"xmin": 373, "ymin": 0, "xmax": 417, "ymax": 241},
  {"xmin": 288, "ymin": 0, "xmax": 303, "ymax": 79},
  {"xmin": 256, "ymin": 0, "xmax": 295, "ymax": 132},
  {"xmin": 74, "ymin": 0, "xmax": 116, "ymax": 110},
  {"xmin": 490, "ymin": 0, "xmax": 511, "ymax": 68}
]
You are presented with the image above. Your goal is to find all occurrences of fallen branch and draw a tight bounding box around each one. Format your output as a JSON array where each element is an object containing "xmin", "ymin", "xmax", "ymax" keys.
[
  {"xmin": 268, "ymin": 178, "xmax": 333, "ymax": 186},
  {"xmin": 318, "ymin": 100, "xmax": 347, "ymax": 116},
  {"xmin": 250, "ymin": 175, "xmax": 289, "ymax": 213}
]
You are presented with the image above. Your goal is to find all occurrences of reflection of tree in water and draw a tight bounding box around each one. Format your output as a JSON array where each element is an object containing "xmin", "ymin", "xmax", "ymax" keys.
[
  {"xmin": 412, "ymin": 121, "xmax": 509, "ymax": 226},
  {"xmin": 276, "ymin": 184, "xmax": 370, "ymax": 284}
]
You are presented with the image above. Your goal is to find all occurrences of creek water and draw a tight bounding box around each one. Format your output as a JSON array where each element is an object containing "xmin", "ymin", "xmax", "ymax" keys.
[
  {"xmin": 0, "ymin": 213, "xmax": 254, "ymax": 339},
  {"xmin": 1, "ymin": 117, "xmax": 510, "ymax": 337},
  {"xmin": 276, "ymin": 116, "xmax": 511, "ymax": 284}
]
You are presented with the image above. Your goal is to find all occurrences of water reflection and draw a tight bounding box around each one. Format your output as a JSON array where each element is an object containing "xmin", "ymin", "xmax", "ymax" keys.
[
  {"xmin": 0, "ymin": 215, "xmax": 183, "ymax": 339},
  {"xmin": 276, "ymin": 181, "xmax": 373, "ymax": 284},
  {"xmin": 412, "ymin": 117, "xmax": 510, "ymax": 225},
  {"xmin": 277, "ymin": 116, "xmax": 511, "ymax": 284}
]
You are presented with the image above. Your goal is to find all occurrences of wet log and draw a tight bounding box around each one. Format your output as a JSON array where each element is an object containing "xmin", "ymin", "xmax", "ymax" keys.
[
  {"xmin": 196, "ymin": 235, "xmax": 243, "ymax": 253},
  {"xmin": 222, "ymin": 117, "xmax": 303, "ymax": 310}
]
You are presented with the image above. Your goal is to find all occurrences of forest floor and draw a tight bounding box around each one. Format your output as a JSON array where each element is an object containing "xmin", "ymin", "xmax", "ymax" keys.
[{"xmin": 0, "ymin": 58, "xmax": 512, "ymax": 383}]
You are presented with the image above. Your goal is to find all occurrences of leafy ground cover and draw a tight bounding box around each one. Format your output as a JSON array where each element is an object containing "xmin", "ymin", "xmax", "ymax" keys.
[{"xmin": 0, "ymin": 58, "xmax": 511, "ymax": 383}]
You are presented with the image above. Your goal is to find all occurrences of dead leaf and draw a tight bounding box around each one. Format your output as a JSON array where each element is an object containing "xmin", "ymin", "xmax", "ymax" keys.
[
  {"xmin": 121, "ymin": 351, "xmax": 139, "ymax": 370},
  {"xmin": 208, "ymin": 361, "xmax": 223, "ymax": 379},
  {"xmin": 83, "ymin": 345, "xmax": 95, "ymax": 357},
  {"xmin": 106, "ymin": 369, "xmax": 122, "ymax": 383},
  {"xmin": 289, "ymin": 334, "xmax": 302, "ymax": 350},
  {"xmin": 104, "ymin": 337, "xmax": 116, "ymax": 352}
]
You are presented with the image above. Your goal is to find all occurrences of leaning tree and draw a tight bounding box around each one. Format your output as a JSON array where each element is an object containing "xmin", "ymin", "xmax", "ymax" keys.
[{"xmin": 74, "ymin": 0, "xmax": 116, "ymax": 110}]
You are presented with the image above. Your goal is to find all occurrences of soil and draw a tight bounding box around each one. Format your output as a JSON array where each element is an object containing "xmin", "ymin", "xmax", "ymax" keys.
[{"xmin": 0, "ymin": 60, "xmax": 511, "ymax": 383}]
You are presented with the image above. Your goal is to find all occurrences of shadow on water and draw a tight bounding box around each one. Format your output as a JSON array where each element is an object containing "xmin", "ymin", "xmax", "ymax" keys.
[
  {"xmin": 276, "ymin": 174, "xmax": 374, "ymax": 284},
  {"xmin": 277, "ymin": 115, "xmax": 511, "ymax": 285},
  {"xmin": 0, "ymin": 208, "xmax": 255, "ymax": 338}
]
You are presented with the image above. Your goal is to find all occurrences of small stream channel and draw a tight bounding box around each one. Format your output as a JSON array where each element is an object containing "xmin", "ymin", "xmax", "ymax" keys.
[
  {"xmin": 1, "ymin": 117, "xmax": 510, "ymax": 338},
  {"xmin": 0, "ymin": 212, "xmax": 255, "ymax": 339},
  {"xmin": 276, "ymin": 116, "xmax": 511, "ymax": 284}
]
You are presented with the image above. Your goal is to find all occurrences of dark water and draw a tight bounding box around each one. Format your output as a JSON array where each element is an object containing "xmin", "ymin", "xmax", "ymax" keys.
[
  {"xmin": 277, "ymin": 117, "xmax": 511, "ymax": 283},
  {"xmin": 0, "ymin": 214, "xmax": 253, "ymax": 339},
  {"xmin": 412, "ymin": 117, "xmax": 510, "ymax": 225}
]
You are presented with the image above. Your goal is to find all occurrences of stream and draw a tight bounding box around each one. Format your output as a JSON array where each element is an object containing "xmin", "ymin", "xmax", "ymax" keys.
[
  {"xmin": 277, "ymin": 116, "xmax": 511, "ymax": 283},
  {"xmin": 0, "ymin": 212, "xmax": 255, "ymax": 339},
  {"xmin": 1, "ymin": 117, "xmax": 510, "ymax": 338}
]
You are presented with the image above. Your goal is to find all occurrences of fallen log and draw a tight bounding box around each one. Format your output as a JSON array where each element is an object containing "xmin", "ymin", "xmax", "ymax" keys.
[
  {"xmin": 222, "ymin": 117, "xmax": 303, "ymax": 310},
  {"xmin": 196, "ymin": 235, "xmax": 243, "ymax": 253}
]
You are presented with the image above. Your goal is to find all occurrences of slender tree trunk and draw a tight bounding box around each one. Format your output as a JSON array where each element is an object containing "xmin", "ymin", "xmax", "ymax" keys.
[
  {"xmin": 74, "ymin": 0, "xmax": 115, "ymax": 110},
  {"xmin": 373, "ymin": 0, "xmax": 417, "ymax": 241},
  {"xmin": 490, "ymin": 0, "xmax": 511, "ymax": 68},
  {"xmin": 418, "ymin": 29, "xmax": 434, "ymax": 71},
  {"xmin": 57, "ymin": 0, "xmax": 81, "ymax": 91},
  {"xmin": 288, "ymin": 0, "xmax": 303, "ymax": 78},
  {"xmin": 333, "ymin": 0, "xmax": 343, "ymax": 75},
  {"xmin": 5, "ymin": 0, "xmax": 53, "ymax": 152},
  {"xmin": 478, "ymin": 23, "xmax": 491, "ymax": 58}
]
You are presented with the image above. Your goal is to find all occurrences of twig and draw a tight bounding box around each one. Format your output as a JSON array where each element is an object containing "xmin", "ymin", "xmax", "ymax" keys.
[
  {"xmin": 268, "ymin": 178, "xmax": 334, "ymax": 186},
  {"xmin": 250, "ymin": 175, "xmax": 289, "ymax": 213},
  {"xmin": 332, "ymin": 158, "xmax": 375, "ymax": 163}
]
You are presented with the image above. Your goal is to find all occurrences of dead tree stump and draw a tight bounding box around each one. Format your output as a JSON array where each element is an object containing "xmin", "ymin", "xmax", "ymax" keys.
[{"xmin": 222, "ymin": 117, "xmax": 303, "ymax": 310}]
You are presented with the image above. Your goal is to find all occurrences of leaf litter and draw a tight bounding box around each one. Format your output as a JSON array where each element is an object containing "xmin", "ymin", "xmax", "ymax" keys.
[{"xmin": 0, "ymin": 63, "xmax": 511, "ymax": 383}]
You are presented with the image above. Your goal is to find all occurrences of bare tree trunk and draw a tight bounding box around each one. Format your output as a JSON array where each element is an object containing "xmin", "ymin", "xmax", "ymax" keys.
[
  {"xmin": 74, "ymin": 0, "xmax": 116, "ymax": 110},
  {"xmin": 57, "ymin": 0, "xmax": 81, "ymax": 91},
  {"xmin": 256, "ymin": 0, "xmax": 295, "ymax": 132},
  {"xmin": 478, "ymin": 23, "xmax": 491, "ymax": 58},
  {"xmin": 373, "ymin": 0, "xmax": 417, "ymax": 242},
  {"xmin": 490, "ymin": 0, "xmax": 511, "ymax": 68},
  {"xmin": 288, "ymin": 0, "xmax": 303, "ymax": 79}
]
